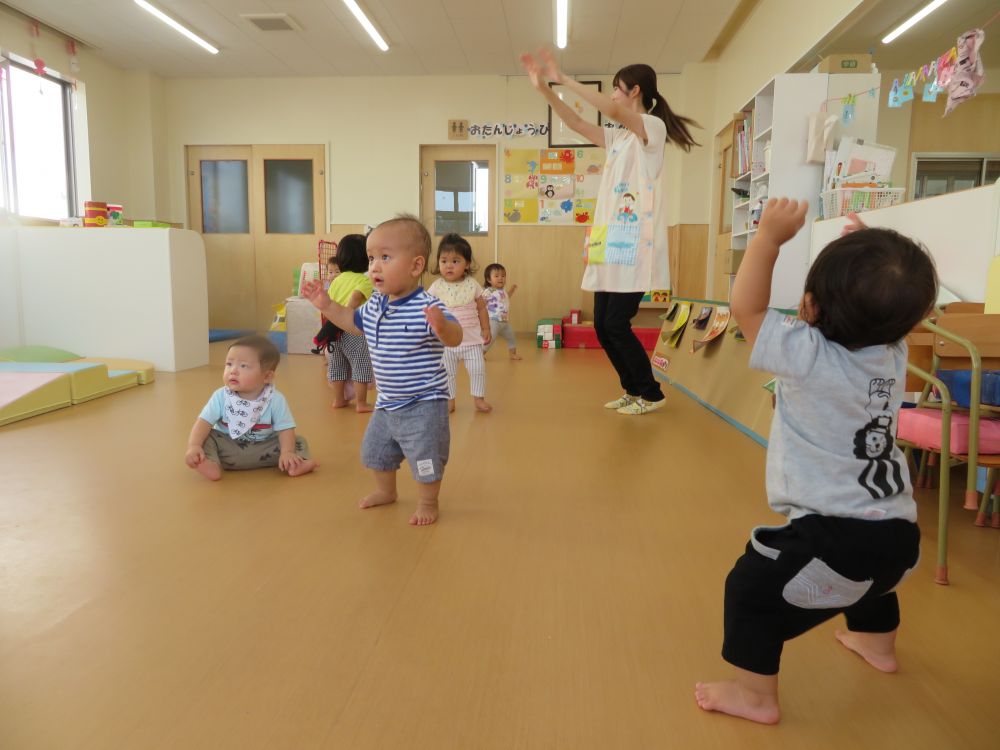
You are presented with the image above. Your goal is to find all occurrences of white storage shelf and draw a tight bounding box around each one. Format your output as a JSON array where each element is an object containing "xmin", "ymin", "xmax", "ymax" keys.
[{"xmin": 727, "ymin": 72, "xmax": 880, "ymax": 307}]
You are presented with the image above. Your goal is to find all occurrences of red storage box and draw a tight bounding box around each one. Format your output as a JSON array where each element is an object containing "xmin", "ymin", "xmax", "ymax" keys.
[
  {"xmin": 563, "ymin": 324, "xmax": 601, "ymax": 349},
  {"xmin": 634, "ymin": 327, "xmax": 659, "ymax": 351}
]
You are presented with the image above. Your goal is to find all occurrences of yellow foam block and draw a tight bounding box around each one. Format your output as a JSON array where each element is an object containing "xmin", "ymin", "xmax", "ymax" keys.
[
  {"xmin": 0, "ymin": 372, "xmax": 73, "ymax": 427},
  {"xmin": 65, "ymin": 364, "xmax": 138, "ymax": 405},
  {"xmin": 75, "ymin": 357, "xmax": 156, "ymax": 385}
]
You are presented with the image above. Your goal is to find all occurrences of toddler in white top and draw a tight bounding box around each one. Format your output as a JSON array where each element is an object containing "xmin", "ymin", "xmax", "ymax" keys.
[
  {"xmin": 427, "ymin": 233, "xmax": 493, "ymax": 413},
  {"xmin": 482, "ymin": 263, "xmax": 521, "ymax": 360}
]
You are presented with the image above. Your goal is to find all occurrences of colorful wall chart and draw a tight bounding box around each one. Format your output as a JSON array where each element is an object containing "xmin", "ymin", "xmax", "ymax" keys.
[{"xmin": 502, "ymin": 147, "xmax": 604, "ymax": 225}]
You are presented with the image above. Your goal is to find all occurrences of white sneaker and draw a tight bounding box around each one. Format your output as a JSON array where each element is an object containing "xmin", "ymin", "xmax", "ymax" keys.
[
  {"xmin": 604, "ymin": 394, "xmax": 635, "ymax": 409},
  {"xmin": 617, "ymin": 397, "xmax": 667, "ymax": 415}
]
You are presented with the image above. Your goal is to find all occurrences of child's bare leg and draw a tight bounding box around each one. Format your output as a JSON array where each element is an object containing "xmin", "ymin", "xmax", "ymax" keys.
[
  {"xmin": 410, "ymin": 480, "xmax": 440, "ymax": 526},
  {"xmin": 448, "ymin": 398, "xmax": 456, "ymax": 413},
  {"xmin": 354, "ymin": 382, "xmax": 373, "ymax": 413},
  {"xmin": 194, "ymin": 459, "xmax": 222, "ymax": 481},
  {"xmin": 835, "ymin": 629, "xmax": 898, "ymax": 672},
  {"xmin": 509, "ymin": 347, "xmax": 521, "ymax": 360},
  {"xmin": 331, "ymin": 380, "xmax": 350, "ymax": 408},
  {"xmin": 360, "ymin": 469, "xmax": 397, "ymax": 509},
  {"xmin": 695, "ymin": 667, "xmax": 780, "ymax": 725}
]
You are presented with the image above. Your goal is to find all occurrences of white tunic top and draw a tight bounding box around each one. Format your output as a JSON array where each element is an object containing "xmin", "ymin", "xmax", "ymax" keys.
[{"xmin": 581, "ymin": 114, "xmax": 670, "ymax": 294}]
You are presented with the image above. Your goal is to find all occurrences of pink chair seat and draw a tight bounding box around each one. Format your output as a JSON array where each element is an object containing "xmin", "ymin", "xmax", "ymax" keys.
[{"xmin": 897, "ymin": 407, "xmax": 1000, "ymax": 455}]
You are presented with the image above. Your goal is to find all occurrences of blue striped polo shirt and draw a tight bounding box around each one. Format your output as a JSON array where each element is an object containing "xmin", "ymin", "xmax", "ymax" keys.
[{"xmin": 354, "ymin": 287, "xmax": 456, "ymax": 411}]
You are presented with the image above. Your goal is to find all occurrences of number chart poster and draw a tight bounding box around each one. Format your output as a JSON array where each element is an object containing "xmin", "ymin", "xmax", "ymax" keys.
[{"xmin": 502, "ymin": 147, "xmax": 604, "ymax": 225}]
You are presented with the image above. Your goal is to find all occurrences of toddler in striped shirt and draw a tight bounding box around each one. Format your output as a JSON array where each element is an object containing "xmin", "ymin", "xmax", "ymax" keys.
[{"xmin": 302, "ymin": 215, "xmax": 463, "ymax": 526}]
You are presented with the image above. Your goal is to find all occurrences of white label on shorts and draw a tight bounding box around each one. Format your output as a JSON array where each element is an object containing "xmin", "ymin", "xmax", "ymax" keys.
[{"xmin": 416, "ymin": 459, "xmax": 435, "ymax": 477}]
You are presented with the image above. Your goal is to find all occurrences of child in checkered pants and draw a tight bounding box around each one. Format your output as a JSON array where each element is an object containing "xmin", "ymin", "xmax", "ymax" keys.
[{"xmin": 325, "ymin": 234, "xmax": 374, "ymax": 413}]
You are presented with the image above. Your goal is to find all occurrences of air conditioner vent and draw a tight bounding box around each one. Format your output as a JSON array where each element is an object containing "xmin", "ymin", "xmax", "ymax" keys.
[{"xmin": 241, "ymin": 13, "xmax": 301, "ymax": 32}]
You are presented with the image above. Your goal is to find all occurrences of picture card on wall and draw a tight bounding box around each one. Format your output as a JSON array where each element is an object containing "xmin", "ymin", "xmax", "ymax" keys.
[{"xmin": 503, "ymin": 198, "xmax": 539, "ymax": 224}]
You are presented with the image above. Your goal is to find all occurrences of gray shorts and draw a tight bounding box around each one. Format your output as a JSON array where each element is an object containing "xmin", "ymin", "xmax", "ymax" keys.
[
  {"xmin": 360, "ymin": 399, "xmax": 450, "ymax": 483},
  {"xmin": 203, "ymin": 430, "xmax": 310, "ymax": 471}
]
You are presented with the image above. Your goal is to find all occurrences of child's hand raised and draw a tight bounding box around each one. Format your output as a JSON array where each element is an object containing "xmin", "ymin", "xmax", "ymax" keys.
[
  {"xmin": 424, "ymin": 305, "xmax": 448, "ymax": 336},
  {"xmin": 520, "ymin": 53, "xmax": 544, "ymax": 90},
  {"xmin": 757, "ymin": 198, "xmax": 808, "ymax": 247},
  {"xmin": 840, "ymin": 211, "xmax": 868, "ymax": 236},
  {"xmin": 301, "ymin": 279, "xmax": 328, "ymax": 310}
]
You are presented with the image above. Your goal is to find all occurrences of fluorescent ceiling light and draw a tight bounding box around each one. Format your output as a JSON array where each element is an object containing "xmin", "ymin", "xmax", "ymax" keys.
[
  {"xmin": 556, "ymin": 0, "xmax": 569, "ymax": 49},
  {"xmin": 342, "ymin": 0, "xmax": 390, "ymax": 52},
  {"xmin": 881, "ymin": 0, "xmax": 948, "ymax": 44},
  {"xmin": 134, "ymin": 0, "xmax": 219, "ymax": 54}
]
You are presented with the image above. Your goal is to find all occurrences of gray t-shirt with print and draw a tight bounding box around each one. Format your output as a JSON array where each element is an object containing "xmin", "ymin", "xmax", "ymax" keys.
[{"xmin": 750, "ymin": 309, "xmax": 916, "ymax": 523}]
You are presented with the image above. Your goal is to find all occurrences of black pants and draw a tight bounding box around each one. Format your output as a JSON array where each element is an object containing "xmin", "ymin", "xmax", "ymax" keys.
[
  {"xmin": 593, "ymin": 291, "xmax": 663, "ymax": 402},
  {"xmin": 722, "ymin": 515, "xmax": 920, "ymax": 675}
]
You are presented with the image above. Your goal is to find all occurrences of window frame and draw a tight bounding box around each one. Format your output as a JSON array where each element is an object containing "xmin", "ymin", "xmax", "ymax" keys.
[
  {"xmin": 909, "ymin": 152, "xmax": 1000, "ymax": 201},
  {"xmin": 0, "ymin": 55, "xmax": 77, "ymax": 219}
]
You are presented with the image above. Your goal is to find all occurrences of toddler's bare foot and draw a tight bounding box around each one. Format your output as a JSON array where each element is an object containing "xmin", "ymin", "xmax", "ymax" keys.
[
  {"xmin": 331, "ymin": 399, "xmax": 351, "ymax": 409},
  {"xmin": 355, "ymin": 403, "xmax": 374, "ymax": 413},
  {"xmin": 694, "ymin": 681, "xmax": 780, "ymax": 725},
  {"xmin": 287, "ymin": 459, "xmax": 318, "ymax": 477},
  {"xmin": 195, "ymin": 460, "xmax": 222, "ymax": 481},
  {"xmin": 835, "ymin": 629, "xmax": 898, "ymax": 673},
  {"xmin": 359, "ymin": 490, "xmax": 397, "ymax": 510},
  {"xmin": 448, "ymin": 399, "xmax": 456, "ymax": 413},
  {"xmin": 509, "ymin": 353, "xmax": 522, "ymax": 360},
  {"xmin": 409, "ymin": 500, "xmax": 438, "ymax": 526},
  {"xmin": 474, "ymin": 397, "xmax": 493, "ymax": 413}
]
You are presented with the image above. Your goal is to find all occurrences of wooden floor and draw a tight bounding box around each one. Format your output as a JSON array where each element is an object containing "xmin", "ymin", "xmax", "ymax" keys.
[{"xmin": 1, "ymin": 340, "xmax": 998, "ymax": 749}]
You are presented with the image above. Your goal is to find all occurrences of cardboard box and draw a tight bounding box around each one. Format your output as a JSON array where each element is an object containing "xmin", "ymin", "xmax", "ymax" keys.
[{"xmin": 818, "ymin": 54, "xmax": 871, "ymax": 74}]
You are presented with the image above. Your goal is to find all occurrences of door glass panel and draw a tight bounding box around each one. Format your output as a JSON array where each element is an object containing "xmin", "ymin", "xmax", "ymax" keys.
[
  {"xmin": 986, "ymin": 160, "xmax": 1000, "ymax": 185},
  {"xmin": 200, "ymin": 160, "xmax": 249, "ymax": 233},
  {"xmin": 913, "ymin": 159, "xmax": 982, "ymax": 199},
  {"xmin": 264, "ymin": 159, "xmax": 314, "ymax": 234},
  {"xmin": 434, "ymin": 160, "xmax": 488, "ymax": 235}
]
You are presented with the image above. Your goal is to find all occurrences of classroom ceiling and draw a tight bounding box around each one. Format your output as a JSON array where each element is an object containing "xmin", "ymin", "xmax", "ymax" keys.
[
  {"xmin": 4, "ymin": 0, "xmax": 742, "ymax": 78},
  {"xmin": 818, "ymin": 0, "xmax": 999, "ymax": 71}
]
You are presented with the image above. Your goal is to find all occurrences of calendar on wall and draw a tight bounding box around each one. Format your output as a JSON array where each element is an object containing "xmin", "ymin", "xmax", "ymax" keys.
[{"xmin": 501, "ymin": 147, "xmax": 604, "ymax": 226}]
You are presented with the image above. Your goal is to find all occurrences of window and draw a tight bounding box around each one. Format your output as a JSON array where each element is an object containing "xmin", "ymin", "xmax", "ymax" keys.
[
  {"xmin": 912, "ymin": 154, "xmax": 1000, "ymax": 200},
  {"xmin": 433, "ymin": 160, "xmax": 489, "ymax": 235},
  {"xmin": 0, "ymin": 58, "xmax": 76, "ymax": 220}
]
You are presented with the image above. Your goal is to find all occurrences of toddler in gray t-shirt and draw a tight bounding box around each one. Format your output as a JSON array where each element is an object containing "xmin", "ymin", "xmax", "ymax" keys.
[{"xmin": 695, "ymin": 203, "xmax": 938, "ymax": 725}]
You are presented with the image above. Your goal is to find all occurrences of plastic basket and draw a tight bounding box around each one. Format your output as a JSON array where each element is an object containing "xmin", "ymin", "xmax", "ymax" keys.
[{"xmin": 821, "ymin": 187, "xmax": 905, "ymax": 218}]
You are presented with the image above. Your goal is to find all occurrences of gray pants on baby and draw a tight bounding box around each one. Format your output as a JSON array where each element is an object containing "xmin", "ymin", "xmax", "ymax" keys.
[
  {"xmin": 485, "ymin": 319, "xmax": 517, "ymax": 352},
  {"xmin": 203, "ymin": 430, "xmax": 310, "ymax": 471},
  {"xmin": 361, "ymin": 399, "xmax": 450, "ymax": 483}
]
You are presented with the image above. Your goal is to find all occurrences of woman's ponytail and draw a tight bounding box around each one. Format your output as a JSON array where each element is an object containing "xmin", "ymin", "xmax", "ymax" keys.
[{"xmin": 649, "ymin": 89, "xmax": 700, "ymax": 153}]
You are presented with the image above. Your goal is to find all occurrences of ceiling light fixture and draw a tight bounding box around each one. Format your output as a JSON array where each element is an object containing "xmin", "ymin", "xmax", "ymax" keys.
[
  {"xmin": 556, "ymin": 0, "xmax": 569, "ymax": 49},
  {"xmin": 134, "ymin": 0, "xmax": 219, "ymax": 54},
  {"xmin": 341, "ymin": 0, "xmax": 390, "ymax": 52},
  {"xmin": 881, "ymin": 0, "xmax": 949, "ymax": 44}
]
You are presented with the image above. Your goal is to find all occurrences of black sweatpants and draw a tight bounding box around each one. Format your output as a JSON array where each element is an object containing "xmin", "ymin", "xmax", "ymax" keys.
[
  {"xmin": 593, "ymin": 291, "xmax": 664, "ymax": 402},
  {"xmin": 722, "ymin": 514, "xmax": 920, "ymax": 676}
]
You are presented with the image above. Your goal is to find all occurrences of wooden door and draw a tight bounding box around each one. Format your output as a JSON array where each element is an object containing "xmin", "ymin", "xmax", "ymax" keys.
[
  {"xmin": 250, "ymin": 144, "xmax": 327, "ymax": 332},
  {"xmin": 419, "ymin": 145, "xmax": 497, "ymax": 279},
  {"xmin": 186, "ymin": 145, "xmax": 256, "ymax": 329},
  {"xmin": 712, "ymin": 123, "xmax": 736, "ymax": 301}
]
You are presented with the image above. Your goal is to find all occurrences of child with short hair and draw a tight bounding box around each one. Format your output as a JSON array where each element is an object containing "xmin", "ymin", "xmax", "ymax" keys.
[
  {"xmin": 323, "ymin": 233, "xmax": 374, "ymax": 412},
  {"xmin": 427, "ymin": 234, "xmax": 493, "ymax": 413},
  {"xmin": 185, "ymin": 335, "xmax": 317, "ymax": 480},
  {"xmin": 301, "ymin": 215, "xmax": 464, "ymax": 526},
  {"xmin": 696, "ymin": 198, "xmax": 937, "ymax": 724},
  {"xmin": 482, "ymin": 262, "xmax": 521, "ymax": 360}
]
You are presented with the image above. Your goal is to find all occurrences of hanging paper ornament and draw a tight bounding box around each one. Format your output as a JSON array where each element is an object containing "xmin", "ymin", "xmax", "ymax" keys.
[
  {"xmin": 66, "ymin": 39, "xmax": 80, "ymax": 74},
  {"xmin": 936, "ymin": 47, "xmax": 958, "ymax": 87},
  {"xmin": 868, "ymin": 87, "xmax": 877, "ymax": 99},
  {"xmin": 887, "ymin": 79, "xmax": 903, "ymax": 108},
  {"xmin": 945, "ymin": 28, "xmax": 986, "ymax": 116},
  {"xmin": 841, "ymin": 94, "xmax": 856, "ymax": 124},
  {"xmin": 898, "ymin": 84, "xmax": 915, "ymax": 104},
  {"xmin": 33, "ymin": 58, "xmax": 46, "ymax": 77},
  {"xmin": 922, "ymin": 82, "xmax": 941, "ymax": 102}
]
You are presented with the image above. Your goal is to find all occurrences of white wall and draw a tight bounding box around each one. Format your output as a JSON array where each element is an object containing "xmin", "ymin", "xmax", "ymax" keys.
[
  {"xmin": 710, "ymin": 0, "xmax": 865, "ymax": 134},
  {"xmin": 161, "ymin": 74, "xmax": 631, "ymax": 228}
]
